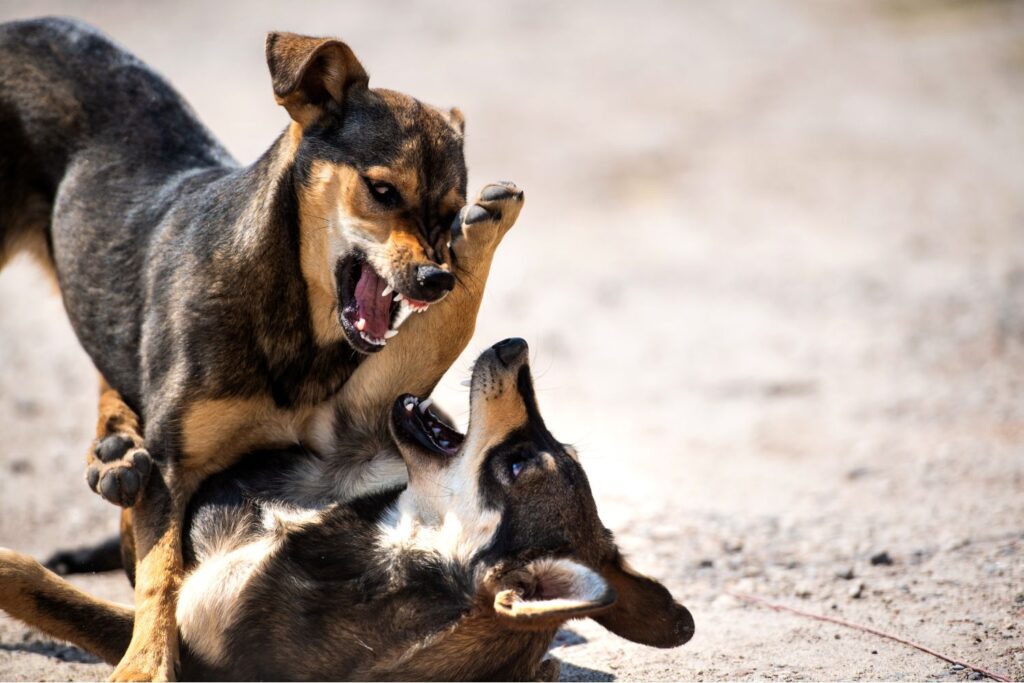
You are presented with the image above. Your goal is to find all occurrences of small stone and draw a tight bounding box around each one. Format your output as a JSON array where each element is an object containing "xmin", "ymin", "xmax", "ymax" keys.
[
  {"xmin": 836, "ymin": 567, "xmax": 855, "ymax": 580},
  {"xmin": 870, "ymin": 551, "xmax": 894, "ymax": 566},
  {"xmin": 849, "ymin": 581, "xmax": 865, "ymax": 599},
  {"xmin": 968, "ymin": 672, "xmax": 983, "ymax": 680},
  {"xmin": 834, "ymin": 634, "xmax": 841, "ymax": 640},
  {"xmin": 950, "ymin": 664, "xmax": 965, "ymax": 671},
  {"xmin": 722, "ymin": 538, "xmax": 744, "ymax": 554},
  {"xmin": 1015, "ymin": 593, "xmax": 1024, "ymax": 605},
  {"xmin": 697, "ymin": 559, "xmax": 714, "ymax": 569},
  {"xmin": 871, "ymin": 650, "xmax": 878, "ymax": 655},
  {"xmin": 846, "ymin": 466, "xmax": 870, "ymax": 480}
]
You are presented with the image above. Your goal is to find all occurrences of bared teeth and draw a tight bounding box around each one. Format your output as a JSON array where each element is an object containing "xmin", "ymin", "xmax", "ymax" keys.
[
  {"xmin": 384, "ymin": 329, "xmax": 398, "ymax": 339},
  {"xmin": 355, "ymin": 318, "xmax": 366, "ymax": 331},
  {"xmin": 432, "ymin": 426, "xmax": 442, "ymax": 435},
  {"xmin": 394, "ymin": 293, "xmax": 405, "ymax": 302},
  {"xmin": 359, "ymin": 331, "xmax": 386, "ymax": 347},
  {"xmin": 418, "ymin": 397, "xmax": 434, "ymax": 413},
  {"xmin": 404, "ymin": 397, "xmax": 417, "ymax": 411},
  {"xmin": 381, "ymin": 284, "xmax": 393, "ymax": 297},
  {"xmin": 460, "ymin": 379, "xmax": 472, "ymax": 387}
]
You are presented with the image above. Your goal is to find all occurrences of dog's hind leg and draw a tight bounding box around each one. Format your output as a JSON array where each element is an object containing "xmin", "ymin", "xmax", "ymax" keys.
[
  {"xmin": 0, "ymin": 547, "xmax": 134, "ymax": 666},
  {"xmin": 86, "ymin": 378, "xmax": 154, "ymax": 507},
  {"xmin": 44, "ymin": 534, "xmax": 124, "ymax": 576}
]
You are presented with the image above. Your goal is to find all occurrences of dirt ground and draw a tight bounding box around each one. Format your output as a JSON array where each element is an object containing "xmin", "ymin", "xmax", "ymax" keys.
[{"xmin": 1, "ymin": 1, "xmax": 1023, "ymax": 680}]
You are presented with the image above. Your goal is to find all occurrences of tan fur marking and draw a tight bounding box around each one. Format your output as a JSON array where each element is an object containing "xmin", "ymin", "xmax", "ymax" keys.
[
  {"xmin": 298, "ymin": 161, "xmax": 346, "ymax": 344},
  {"xmin": 180, "ymin": 397, "xmax": 318, "ymax": 477}
]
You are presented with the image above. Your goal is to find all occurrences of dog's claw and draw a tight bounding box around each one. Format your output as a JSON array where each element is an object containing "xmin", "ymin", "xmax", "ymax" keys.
[{"xmin": 86, "ymin": 433, "xmax": 153, "ymax": 507}]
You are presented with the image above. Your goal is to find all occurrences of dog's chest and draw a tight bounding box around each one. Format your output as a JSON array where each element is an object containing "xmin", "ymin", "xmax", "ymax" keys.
[{"xmin": 178, "ymin": 396, "xmax": 328, "ymax": 475}]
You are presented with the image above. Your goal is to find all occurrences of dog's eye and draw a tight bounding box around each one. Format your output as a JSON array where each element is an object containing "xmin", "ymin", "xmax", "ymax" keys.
[
  {"xmin": 364, "ymin": 178, "xmax": 401, "ymax": 207},
  {"xmin": 509, "ymin": 455, "xmax": 530, "ymax": 479}
]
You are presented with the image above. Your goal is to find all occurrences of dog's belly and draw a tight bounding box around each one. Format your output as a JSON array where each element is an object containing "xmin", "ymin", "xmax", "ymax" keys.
[{"xmin": 176, "ymin": 502, "xmax": 318, "ymax": 669}]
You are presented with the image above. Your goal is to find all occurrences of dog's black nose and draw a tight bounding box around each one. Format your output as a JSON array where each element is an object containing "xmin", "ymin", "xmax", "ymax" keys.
[
  {"xmin": 415, "ymin": 264, "xmax": 456, "ymax": 300},
  {"xmin": 493, "ymin": 337, "xmax": 528, "ymax": 367}
]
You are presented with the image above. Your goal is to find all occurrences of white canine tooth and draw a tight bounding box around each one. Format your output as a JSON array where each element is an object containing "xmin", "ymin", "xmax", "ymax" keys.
[
  {"xmin": 405, "ymin": 398, "xmax": 416, "ymax": 411},
  {"xmin": 460, "ymin": 379, "xmax": 472, "ymax": 387},
  {"xmin": 394, "ymin": 293, "xmax": 405, "ymax": 302},
  {"xmin": 384, "ymin": 329, "xmax": 398, "ymax": 339},
  {"xmin": 418, "ymin": 397, "xmax": 434, "ymax": 413},
  {"xmin": 359, "ymin": 331, "xmax": 385, "ymax": 346},
  {"xmin": 381, "ymin": 285, "xmax": 393, "ymax": 297},
  {"xmin": 355, "ymin": 318, "xmax": 366, "ymax": 331}
]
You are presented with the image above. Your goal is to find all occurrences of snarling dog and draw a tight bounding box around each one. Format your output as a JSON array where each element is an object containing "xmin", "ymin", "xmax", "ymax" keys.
[
  {"xmin": 0, "ymin": 340, "xmax": 695, "ymax": 681},
  {"xmin": 0, "ymin": 17, "xmax": 523, "ymax": 678}
]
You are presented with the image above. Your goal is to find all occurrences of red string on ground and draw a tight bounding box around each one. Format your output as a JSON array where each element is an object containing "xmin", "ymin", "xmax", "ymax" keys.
[{"xmin": 725, "ymin": 589, "xmax": 1012, "ymax": 682}]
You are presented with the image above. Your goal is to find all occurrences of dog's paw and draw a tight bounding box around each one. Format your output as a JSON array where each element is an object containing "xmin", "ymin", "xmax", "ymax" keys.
[
  {"xmin": 452, "ymin": 181, "xmax": 524, "ymax": 267},
  {"xmin": 85, "ymin": 434, "xmax": 152, "ymax": 507}
]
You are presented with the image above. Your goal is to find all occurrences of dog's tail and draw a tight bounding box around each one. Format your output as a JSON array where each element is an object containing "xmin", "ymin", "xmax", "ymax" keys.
[
  {"xmin": 0, "ymin": 20, "xmax": 73, "ymax": 274},
  {"xmin": 0, "ymin": 547, "xmax": 133, "ymax": 665}
]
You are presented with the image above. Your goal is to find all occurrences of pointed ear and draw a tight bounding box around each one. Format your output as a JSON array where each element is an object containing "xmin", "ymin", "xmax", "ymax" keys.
[
  {"xmin": 265, "ymin": 32, "xmax": 369, "ymax": 127},
  {"xmin": 493, "ymin": 557, "xmax": 615, "ymax": 628},
  {"xmin": 593, "ymin": 552, "xmax": 694, "ymax": 647}
]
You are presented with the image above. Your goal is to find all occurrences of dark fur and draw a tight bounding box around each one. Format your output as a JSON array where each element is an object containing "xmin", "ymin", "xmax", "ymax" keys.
[
  {"xmin": 3, "ymin": 342, "xmax": 694, "ymax": 681},
  {"xmin": 0, "ymin": 16, "xmax": 466, "ymax": 471},
  {"xmin": 0, "ymin": 18, "xmax": 469, "ymax": 676}
]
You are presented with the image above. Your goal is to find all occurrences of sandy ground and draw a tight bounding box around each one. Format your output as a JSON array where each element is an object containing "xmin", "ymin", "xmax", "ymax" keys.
[{"xmin": 1, "ymin": 0, "xmax": 1023, "ymax": 680}]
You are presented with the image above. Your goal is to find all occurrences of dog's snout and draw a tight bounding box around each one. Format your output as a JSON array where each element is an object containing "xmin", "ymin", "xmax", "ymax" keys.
[
  {"xmin": 492, "ymin": 337, "xmax": 528, "ymax": 367},
  {"xmin": 415, "ymin": 264, "xmax": 456, "ymax": 300}
]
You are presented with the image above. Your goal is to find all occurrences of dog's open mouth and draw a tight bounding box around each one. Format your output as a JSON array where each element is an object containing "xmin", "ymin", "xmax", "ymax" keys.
[
  {"xmin": 392, "ymin": 394, "xmax": 464, "ymax": 457},
  {"xmin": 336, "ymin": 255, "xmax": 433, "ymax": 353}
]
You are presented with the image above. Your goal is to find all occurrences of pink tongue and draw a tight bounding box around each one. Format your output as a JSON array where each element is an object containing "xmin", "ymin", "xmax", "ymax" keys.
[{"xmin": 353, "ymin": 264, "xmax": 391, "ymax": 339}]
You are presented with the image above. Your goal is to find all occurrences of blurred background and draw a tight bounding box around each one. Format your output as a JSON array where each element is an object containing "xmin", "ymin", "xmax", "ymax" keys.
[{"xmin": 1, "ymin": 1, "xmax": 1022, "ymax": 680}]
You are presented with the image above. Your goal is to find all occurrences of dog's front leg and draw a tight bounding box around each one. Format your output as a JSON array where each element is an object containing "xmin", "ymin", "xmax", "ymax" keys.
[
  {"xmin": 338, "ymin": 182, "xmax": 524, "ymax": 414},
  {"xmin": 108, "ymin": 460, "xmax": 187, "ymax": 682}
]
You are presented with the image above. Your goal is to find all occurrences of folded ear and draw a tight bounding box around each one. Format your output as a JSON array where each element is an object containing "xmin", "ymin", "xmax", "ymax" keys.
[
  {"xmin": 447, "ymin": 107, "xmax": 465, "ymax": 135},
  {"xmin": 593, "ymin": 551, "xmax": 694, "ymax": 647},
  {"xmin": 265, "ymin": 32, "xmax": 369, "ymax": 126},
  {"xmin": 493, "ymin": 557, "xmax": 616, "ymax": 628}
]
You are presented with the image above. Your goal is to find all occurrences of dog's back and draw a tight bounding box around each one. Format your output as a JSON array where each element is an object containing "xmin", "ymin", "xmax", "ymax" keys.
[{"xmin": 0, "ymin": 17, "xmax": 235, "ymax": 402}]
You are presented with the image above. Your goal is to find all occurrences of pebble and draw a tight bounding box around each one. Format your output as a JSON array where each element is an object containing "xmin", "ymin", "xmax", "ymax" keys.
[
  {"xmin": 849, "ymin": 581, "xmax": 866, "ymax": 599},
  {"xmin": 836, "ymin": 567, "xmax": 855, "ymax": 580},
  {"xmin": 968, "ymin": 671, "xmax": 983, "ymax": 680},
  {"xmin": 870, "ymin": 551, "xmax": 894, "ymax": 566}
]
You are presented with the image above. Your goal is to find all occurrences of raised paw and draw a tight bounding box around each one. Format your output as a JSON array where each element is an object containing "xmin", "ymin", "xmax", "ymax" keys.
[
  {"xmin": 86, "ymin": 434, "xmax": 153, "ymax": 508},
  {"xmin": 452, "ymin": 181, "xmax": 524, "ymax": 267}
]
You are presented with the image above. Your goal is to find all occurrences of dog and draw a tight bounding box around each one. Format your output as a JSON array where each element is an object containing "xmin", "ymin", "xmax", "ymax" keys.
[
  {"xmin": 0, "ymin": 340, "xmax": 695, "ymax": 681},
  {"xmin": 0, "ymin": 17, "xmax": 522, "ymax": 678}
]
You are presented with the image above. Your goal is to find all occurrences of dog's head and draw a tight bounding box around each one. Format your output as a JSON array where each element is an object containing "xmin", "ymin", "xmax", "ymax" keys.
[
  {"xmin": 388, "ymin": 339, "xmax": 695, "ymax": 649},
  {"xmin": 266, "ymin": 32, "xmax": 467, "ymax": 353}
]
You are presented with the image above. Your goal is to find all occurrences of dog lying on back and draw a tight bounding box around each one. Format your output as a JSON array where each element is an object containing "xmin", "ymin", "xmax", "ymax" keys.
[
  {"xmin": 0, "ymin": 17, "xmax": 516, "ymax": 678},
  {"xmin": 0, "ymin": 340, "xmax": 694, "ymax": 681}
]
